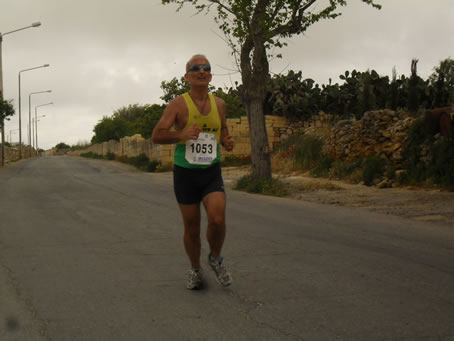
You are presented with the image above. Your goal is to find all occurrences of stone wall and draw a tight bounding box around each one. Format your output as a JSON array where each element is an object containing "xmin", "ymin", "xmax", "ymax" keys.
[
  {"xmin": 68, "ymin": 116, "xmax": 291, "ymax": 162},
  {"xmin": 64, "ymin": 110, "xmax": 424, "ymax": 169},
  {"xmin": 324, "ymin": 110, "xmax": 415, "ymax": 166},
  {"xmin": 0, "ymin": 145, "xmax": 38, "ymax": 163}
]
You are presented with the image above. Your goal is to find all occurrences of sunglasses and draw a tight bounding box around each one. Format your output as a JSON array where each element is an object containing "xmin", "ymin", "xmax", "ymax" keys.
[{"xmin": 187, "ymin": 64, "xmax": 211, "ymax": 73}]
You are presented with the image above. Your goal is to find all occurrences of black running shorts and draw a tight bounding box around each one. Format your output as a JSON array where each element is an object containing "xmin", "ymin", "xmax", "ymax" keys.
[{"xmin": 173, "ymin": 163, "xmax": 225, "ymax": 205}]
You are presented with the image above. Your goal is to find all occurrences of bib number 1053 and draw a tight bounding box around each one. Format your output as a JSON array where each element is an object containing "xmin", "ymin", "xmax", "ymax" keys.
[
  {"xmin": 185, "ymin": 133, "xmax": 217, "ymax": 165},
  {"xmin": 189, "ymin": 143, "xmax": 213, "ymax": 154}
]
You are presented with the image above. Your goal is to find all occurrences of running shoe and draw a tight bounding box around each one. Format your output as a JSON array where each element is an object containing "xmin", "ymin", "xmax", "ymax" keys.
[
  {"xmin": 186, "ymin": 268, "xmax": 204, "ymax": 290},
  {"xmin": 208, "ymin": 254, "xmax": 232, "ymax": 287}
]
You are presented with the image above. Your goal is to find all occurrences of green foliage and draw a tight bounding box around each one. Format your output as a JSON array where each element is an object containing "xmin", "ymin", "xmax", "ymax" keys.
[
  {"xmin": 430, "ymin": 135, "xmax": 454, "ymax": 190},
  {"xmin": 80, "ymin": 151, "xmax": 170, "ymax": 173},
  {"xmin": 160, "ymin": 77, "xmax": 191, "ymax": 103},
  {"xmin": 70, "ymin": 141, "xmax": 92, "ymax": 151},
  {"xmin": 130, "ymin": 153, "xmax": 150, "ymax": 171},
  {"xmin": 234, "ymin": 174, "xmax": 289, "ymax": 197},
  {"xmin": 91, "ymin": 104, "xmax": 165, "ymax": 144},
  {"xmin": 429, "ymin": 57, "xmax": 454, "ymax": 106},
  {"xmin": 80, "ymin": 151, "xmax": 104, "ymax": 159},
  {"xmin": 0, "ymin": 95, "xmax": 15, "ymax": 126},
  {"xmin": 55, "ymin": 142, "xmax": 71, "ymax": 150},
  {"xmin": 402, "ymin": 118, "xmax": 429, "ymax": 178},
  {"xmin": 362, "ymin": 156, "xmax": 385, "ymax": 186},
  {"xmin": 266, "ymin": 71, "xmax": 321, "ymax": 120},
  {"xmin": 213, "ymin": 85, "xmax": 246, "ymax": 118},
  {"xmin": 401, "ymin": 118, "xmax": 454, "ymax": 190}
]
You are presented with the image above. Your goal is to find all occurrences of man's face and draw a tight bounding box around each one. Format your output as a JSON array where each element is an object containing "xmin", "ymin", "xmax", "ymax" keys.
[{"xmin": 185, "ymin": 57, "xmax": 212, "ymax": 86}]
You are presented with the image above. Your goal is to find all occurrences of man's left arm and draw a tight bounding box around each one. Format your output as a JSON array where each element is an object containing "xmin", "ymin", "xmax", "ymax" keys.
[{"xmin": 217, "ymin": 98, "xmax": 234, "ymax": 152}]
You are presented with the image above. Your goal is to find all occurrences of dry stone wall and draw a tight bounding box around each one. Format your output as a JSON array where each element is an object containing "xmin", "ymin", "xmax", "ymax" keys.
[
  {"xmin": 65, "ymin": 111, "xmax": 418, "ymax": 170},
  {"xmin": 324, "ymin": 110, "xmax": 415, "ymax": 167},
  {"xmin": 0, "ymin": 145, "xmax": 38, "ymax": 163},
  {"xmin": 68, "ymin": 116, "xmax": 291, "ymax": 162}
]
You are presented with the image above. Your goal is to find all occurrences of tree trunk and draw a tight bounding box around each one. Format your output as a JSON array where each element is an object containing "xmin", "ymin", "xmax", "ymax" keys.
[
  {"xmin": 240, "ymin": 39, "xmax": 272, "ymax": 179},
  {"xmin": 244, "ymin": 80, "xmax": 271, "ymax": 179}
]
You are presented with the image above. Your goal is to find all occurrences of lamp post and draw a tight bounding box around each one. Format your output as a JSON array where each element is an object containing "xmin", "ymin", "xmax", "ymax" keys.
[
  {"xmin": 19, "ymin": 64, "xmax": 50, "ymax": 157},
  {"xmin": 0, "ymin": 22, "xmax": 41, "ymax": 166},
  {"xmin": 34, "ymin": 102, "xmax": 52, "ymax": 153},
  {"xmin": 9, "ymin": 128, "xmax": 19, "ymax": 144},
  {"xmin": 32, "ymin": 115, "xmax": 45, "ymax": 150},
  {"xmin": 29, "ymin": 90, "xmax": 51, "ymax": 154}
]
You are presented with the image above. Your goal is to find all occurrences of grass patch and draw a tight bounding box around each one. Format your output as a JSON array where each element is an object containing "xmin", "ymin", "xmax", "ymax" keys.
[
  {"xmin": 276, "ymin": 133, "xmax": 332, "ymax": 177},
  {"xmin": 81, "ymin": 151, "xmax": 171, "ymax": 173},
  {"xmin": 292, "ymin": 181, "xmax": 343, "ymax": 192},
  {"xmin": 222, "ymin": 155, "xmax": 251, "ymax": 167},
  {"xmin": 234, "ymin": 174, "xmax": 289, "ymax": 197}
]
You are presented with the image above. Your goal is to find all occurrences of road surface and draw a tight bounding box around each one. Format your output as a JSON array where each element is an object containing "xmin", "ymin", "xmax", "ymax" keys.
[{"xmin": 1, "ymin": 156, "xmax": 453, "ymax": 340}]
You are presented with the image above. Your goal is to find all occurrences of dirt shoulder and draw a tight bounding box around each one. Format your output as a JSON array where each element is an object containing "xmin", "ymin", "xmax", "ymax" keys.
[{"xmin": 222, "ymin": 166, "xmax": 454, "ymax": 228}]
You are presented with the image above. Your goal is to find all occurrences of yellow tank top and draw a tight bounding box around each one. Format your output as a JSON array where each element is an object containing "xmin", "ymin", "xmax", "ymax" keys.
[{"xmin": 174, "ymin": 93, "xmax": 222, "ymax": 168}]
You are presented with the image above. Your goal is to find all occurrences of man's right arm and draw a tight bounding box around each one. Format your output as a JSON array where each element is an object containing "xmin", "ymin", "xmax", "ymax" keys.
[
  {"xmin": 152, "ymin": 98, "xmax": 201, "ymax": 144},
  {"xmin": 151, "ymin": 100, "xmax": 184, "ymax": 144}
]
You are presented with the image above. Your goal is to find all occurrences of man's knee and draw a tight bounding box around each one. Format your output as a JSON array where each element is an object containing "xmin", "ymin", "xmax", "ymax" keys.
[{"xmin": 208, "ymin": 213, "xmax": 225, "ymax": 227}]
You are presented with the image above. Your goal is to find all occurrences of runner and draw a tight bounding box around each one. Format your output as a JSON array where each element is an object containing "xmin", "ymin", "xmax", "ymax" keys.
[{"xmin": 152, "ymin": 54, "xmax": 234, "ymax": 290}]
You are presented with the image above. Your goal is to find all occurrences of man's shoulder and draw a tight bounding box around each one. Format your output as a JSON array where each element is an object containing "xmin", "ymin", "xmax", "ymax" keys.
[{"xmin": 168, "ymin": 95, "xmax": 187, "ymax": 109}]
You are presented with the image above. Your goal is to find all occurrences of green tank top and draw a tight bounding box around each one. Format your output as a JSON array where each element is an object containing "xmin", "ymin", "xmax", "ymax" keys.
[{"xmin": 174, "ymin": 93, "xmax": 222, "ymax": 169}]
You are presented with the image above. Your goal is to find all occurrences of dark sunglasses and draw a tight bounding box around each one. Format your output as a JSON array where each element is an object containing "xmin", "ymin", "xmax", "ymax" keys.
[{"xmin": 187, "ymin": 64, "xmax": 211, "ymax": 73}]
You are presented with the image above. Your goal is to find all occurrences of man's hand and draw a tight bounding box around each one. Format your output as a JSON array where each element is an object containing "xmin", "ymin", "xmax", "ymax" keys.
[
  {"xmin": 182, "ymin": 124, "xmax": 201, "ymax": 140},
  {"xmin": 222, "ymin": 135, "xmax": 235, "ymax": 152}
]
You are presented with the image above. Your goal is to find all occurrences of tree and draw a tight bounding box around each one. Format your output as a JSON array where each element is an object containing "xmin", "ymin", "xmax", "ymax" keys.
[
  {"xmin": 160, "ymin": 76, "xmax": 191, "ymax": 103},
  {"xmin": 407, "ymin": 59, "xmax": 421, "ymax": 113},
  {"xmin": 429, "ymin": 57, "xmax": 454, "ymax": 107},
  {"xmin": 162, "ymin": 0, "xmax": 381, "ymax": 179},
  {"xmin": 0, "ymin": 94, "xmax": 15, "ymax": 127},
  {"xmin": 55, "ymin": 142, "xmax": 71, "ymax": 150}
]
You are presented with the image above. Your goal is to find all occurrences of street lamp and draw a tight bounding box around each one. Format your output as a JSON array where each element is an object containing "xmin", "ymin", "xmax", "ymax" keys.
[
  {"xmin": 9, "ymin": 128, "xmax": 19, "ymax": 144},
  {"xmin": 19, "ymin": 64, "xmax": 50, "ymax": 157},
  {"xmin": 32, "ymin": 114, "xmax": 46, "ymax": 148},
  {"xmin": 34, "ymin": 102, "xmax": 52, "ymax": 153},
  {"xmin": 32, "ymin": 115, "xmax": 45, "ymax": 151},
  {"xmin": 0, "ymin": 22, "xmax": 41, "ymax": 166},
  {"xmin": 29, "ymin": 90, "xmax": 51, "ymax": 154}
]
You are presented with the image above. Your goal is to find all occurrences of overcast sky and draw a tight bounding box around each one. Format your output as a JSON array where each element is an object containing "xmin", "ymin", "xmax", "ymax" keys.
[{"xmin": 1, "ymin": 0, "xmax": 453, "ymax": 150}]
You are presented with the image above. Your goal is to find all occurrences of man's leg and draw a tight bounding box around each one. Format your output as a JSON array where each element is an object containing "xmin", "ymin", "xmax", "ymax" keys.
[
  {"xmin": 203, "ymin": 192, "xmax": 226, "ymax": 258},
  {"xmin": 203, "ymin": 191, "xmax": 232, "ymax": 286},
  {"xmin": 178, "ymin": 204, "xmax": 202, "ymax": 269}
]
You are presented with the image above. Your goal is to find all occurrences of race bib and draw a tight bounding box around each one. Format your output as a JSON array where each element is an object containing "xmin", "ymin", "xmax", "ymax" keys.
[{"xmin": 185, "ymin": 133, "xmax": 217, "ymax": 165}]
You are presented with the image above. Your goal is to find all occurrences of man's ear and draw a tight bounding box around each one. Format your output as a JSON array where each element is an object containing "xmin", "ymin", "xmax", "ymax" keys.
[{"xmin": 184, "ymin": 73, "xmax": 189, "ymax": 82}]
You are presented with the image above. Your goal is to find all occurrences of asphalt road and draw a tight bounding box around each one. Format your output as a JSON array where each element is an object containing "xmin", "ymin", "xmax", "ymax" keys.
[{"xmin": 0, "ymin": 156, "xmax": 453, "ymax": 341}]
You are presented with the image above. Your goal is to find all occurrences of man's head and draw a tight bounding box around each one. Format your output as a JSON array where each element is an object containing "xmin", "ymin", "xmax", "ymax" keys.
[
  {"xmin": 185, "ymin": 54, "xmax": 212, "ymax": 87},
  {"xmin": 185, "ymin": 54, "xmax": 210, "ymax": 73}
]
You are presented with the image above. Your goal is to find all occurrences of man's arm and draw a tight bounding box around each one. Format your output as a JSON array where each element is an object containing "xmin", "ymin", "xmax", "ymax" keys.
[
  {"xmin": 217, "ymin": 98, "xmax": 234, "ymax": 152},
  {"xmin": 152, "ymin": 98, "xmax": 200, "ymax": 144}
]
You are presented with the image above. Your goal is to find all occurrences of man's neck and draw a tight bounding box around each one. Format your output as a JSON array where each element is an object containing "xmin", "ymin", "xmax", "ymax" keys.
[{"xmin": 189, "ymin": 87, "xmax": 209, "ymax": 101}]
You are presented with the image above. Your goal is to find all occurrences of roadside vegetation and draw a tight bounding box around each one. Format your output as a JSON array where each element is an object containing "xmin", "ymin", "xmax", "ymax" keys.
[
  {"xmin": 53, "ymin": 57, "xmax": 453, "ymax": 195},
  {"xmin": 80, "ymin": 151, "xmax": 172, "ymax": 173}
]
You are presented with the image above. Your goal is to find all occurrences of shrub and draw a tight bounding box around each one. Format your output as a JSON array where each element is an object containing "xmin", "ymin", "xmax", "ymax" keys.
[
  {"xmin": 80, "ymin": 151, "xmax": 103, "ymax": 159},
  {"xmin": 155, "ymin": 162, "xmax": 173, "ymax": 172},
  {"xmin": 147, "ymin": 160, "xmax": 161, "ymax": 172},
  {"xmin": 234, "ymin": 174, "xmax": 289, "ymax": 197},
  {"xmin": 131, "ymin": 153, "xmax": 150, "ymax": 170},
  {"xmin": 106, "ymin": 151, "xmax": 115, "ymax": 160},
  {"xmin": 277, "ymin": 133, "xmax": 332, "ymax": 174},
  {"xmin": 430, "ymin": 136, "xmax": 454, "ymax": 190},
  {"xmin": 311, "ymin": 153, "xmax": 332, "ymax": 177},
  {"xmin": 363, "ymin": 155, "xmax": 385, "ymax": 186}
]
